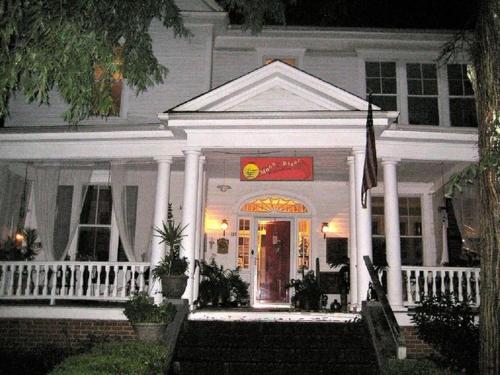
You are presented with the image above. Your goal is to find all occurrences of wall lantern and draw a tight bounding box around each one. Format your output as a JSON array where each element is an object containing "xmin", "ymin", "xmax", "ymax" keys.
[
  {"xmin": 321, "ymin": 222, "xmax": 329, "ymax": 239},
  {"xmin": 221, "ymin": 219, "xmax": 228, "ymax": 237}
]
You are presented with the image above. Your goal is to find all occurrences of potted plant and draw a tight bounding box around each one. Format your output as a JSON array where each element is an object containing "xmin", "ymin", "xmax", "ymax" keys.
[
  {"xmin": 152, "ymin": 215, "xmax": 189, "ymax": 298},
  {"xmin": 123, "ymin": 291, "xmax": 176, "ymax": 342},
  {"xmin": 197, "ymin": 259, "xmax": 249, "ymax": 307},
  {"xmin": 287, "ymin": 270, "xmax": 324, "ymax": 311}
]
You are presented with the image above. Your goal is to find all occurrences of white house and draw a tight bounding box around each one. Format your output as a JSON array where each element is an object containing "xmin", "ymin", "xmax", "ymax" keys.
[{"xmin": 0, "ymin": 0, "xmax": 480, "ymax": 316}]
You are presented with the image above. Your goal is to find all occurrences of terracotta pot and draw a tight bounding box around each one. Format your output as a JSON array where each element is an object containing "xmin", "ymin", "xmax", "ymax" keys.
[
  {"xmin": 161, "ymin": 275, "xmax": 188, "ymax": 299},
  {"xmin": 132, "ymin": 323, "xmax": 166, "ymax": 342}
]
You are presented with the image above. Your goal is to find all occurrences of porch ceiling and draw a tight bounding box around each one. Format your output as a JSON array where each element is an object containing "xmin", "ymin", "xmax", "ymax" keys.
[{"xmin": 203, "ymin": 148, "xmax": 469, "ymax": 185}]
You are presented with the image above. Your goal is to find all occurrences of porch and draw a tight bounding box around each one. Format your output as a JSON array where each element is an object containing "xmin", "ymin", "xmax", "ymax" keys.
[{"xmin": 0, "ymin": 260, "xmax": 480, "ymax": 308}]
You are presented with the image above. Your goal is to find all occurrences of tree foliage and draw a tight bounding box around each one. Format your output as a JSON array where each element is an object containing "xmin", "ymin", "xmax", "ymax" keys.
[
  {"xmin": 412, "ymin": 293, "xmax": 479, "ymax": 374},
  {"xmin": 0, "ymin": 0, "xmax": 189, "ymax": 124}
]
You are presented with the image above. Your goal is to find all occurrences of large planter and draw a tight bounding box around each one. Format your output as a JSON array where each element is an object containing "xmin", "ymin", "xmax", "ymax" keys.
[
  {"xmin": 132, "ymin": 322, "xmax": 167, "ymax": 342},
  {"xmin": 161, "ymin": 275, "xmax": 188, "ymax": 299}
]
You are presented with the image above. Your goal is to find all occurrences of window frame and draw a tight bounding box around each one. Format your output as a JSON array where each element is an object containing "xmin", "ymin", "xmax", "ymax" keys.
[
  {"xmin": 446, "ymin": 63, "xmax": 477, "ymax": 127},
  {"xmin": 363, "ymin": 57, "xmax": 475, "ymax": 127}
]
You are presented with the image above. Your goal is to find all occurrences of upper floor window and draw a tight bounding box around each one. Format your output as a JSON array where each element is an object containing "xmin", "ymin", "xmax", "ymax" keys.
[
  {"xmin": 407, "ymin": 63, "xmax": 439, "ymax": 125},
  {"xmin": 447, "ymin": 64, "xmax": 477, "ymax": 127},
  {"xmin": 365, "ymin": 62, "xmax": 397, "ymax": 111}
]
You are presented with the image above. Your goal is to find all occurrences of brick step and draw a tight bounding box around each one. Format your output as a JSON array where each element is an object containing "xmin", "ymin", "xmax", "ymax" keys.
[
  {"xmin": 175, "ymin": 347, "xmax": 374, "ymax": 364},
  {"xmin": 178, "ymin": 331, "xmax": 370, "ymax": 345},
  {"xmin": 171, "ymin": 321, "xmax": 379, "ymax": 375},
  {"xmin": 183, "ymin": 321, "xmax": 364, "ymax": 335},
  {"xmin": 172, "ymin": 360, "xmax": 378, "ymax": 375}
]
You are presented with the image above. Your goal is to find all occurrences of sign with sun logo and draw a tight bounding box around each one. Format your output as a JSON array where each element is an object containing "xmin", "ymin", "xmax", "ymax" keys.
[{"xmin": 240, "ymin": 157, "xmax": 313, "ymax": 181}]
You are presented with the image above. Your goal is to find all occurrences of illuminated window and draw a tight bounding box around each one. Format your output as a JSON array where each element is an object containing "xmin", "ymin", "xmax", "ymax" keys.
[
  {"xmin": 237, "ymin": 218, "xmax": 250, "ymax": 269},
  {"xmin": 240, "ymin": 196, "xmax": 308, "ymax": 214},
  {"xmin": 264, "ymin": 58, "xmax": 297, "ymax": 67},
  {"xmin": 92, "ymin": 48, "xmax": 124, "ymax": 117},
  {"xmin": 297, "ymin": 219, "xmax": 311, "ymax": 270}
]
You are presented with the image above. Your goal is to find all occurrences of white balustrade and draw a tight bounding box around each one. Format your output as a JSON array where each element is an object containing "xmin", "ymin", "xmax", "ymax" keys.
[
  {"xmin": 401, "ymin": 266, "xmax": 480, "ymax": 307},
  {"xmin": 0, "ymin": 261, "xmax": 151, "ymax": 303}
]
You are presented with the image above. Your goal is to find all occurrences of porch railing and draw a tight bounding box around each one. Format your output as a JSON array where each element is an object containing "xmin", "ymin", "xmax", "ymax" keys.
[
  {"xmin": 401, "ymin": 266, "xmax": 480, "ymax": 307},
  {"xmin": 0, "ymin": 261, "xmax": 151, "ymax": 304}
]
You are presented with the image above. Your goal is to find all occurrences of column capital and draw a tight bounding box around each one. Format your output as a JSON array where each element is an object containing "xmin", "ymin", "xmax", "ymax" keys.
[
  {"xmin": 182, "ymin": 148, "xmax": 202, "ymax": 156},
  {"xmin": 381, "ymin": 158, "xmax": 401, "ymax": 166},
  {"xmin": 347, "ymin": 156, "xmax": 354, "ymax": 164},
  {"xmin": 153, "ymin": 156, "xmax": 173, "ymax": 164},
  {"xmin": 351, "ymin": 147, "xmax": 365, "ymax": 155}
]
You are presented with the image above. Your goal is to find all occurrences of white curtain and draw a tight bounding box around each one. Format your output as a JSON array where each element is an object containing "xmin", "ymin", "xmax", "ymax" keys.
[
  {"xmin": 57, "ymin": 168, "xmax": 92, "ymax": 260},
  {"xmin": 0, "ymin": 165, "xmax": 25, "ymax": 241},
  {"xmin": 111, "ymin": 163, "xmax": 137, "ymax": 261},
  {"xmin": 452, "ymin": 183, "xmax": 480, "ymax": 255},
  {"xmin": 34, "ymin": 166, "xmax": 61, "ymax": 260}
]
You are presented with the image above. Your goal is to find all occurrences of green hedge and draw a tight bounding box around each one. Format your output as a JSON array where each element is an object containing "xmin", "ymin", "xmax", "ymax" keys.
[
  {"xmin": 385, "ymin": 359, "xmax": 462, "ymax": 375},
  {"xmin": 49, "ymin": 340, "xmax": 169, "ymax": 375}
]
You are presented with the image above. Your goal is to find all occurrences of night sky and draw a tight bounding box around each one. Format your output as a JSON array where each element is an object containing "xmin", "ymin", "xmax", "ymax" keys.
[{"xmin": 230, "ymin": 0, "xmax": 478, "ymax": 30}]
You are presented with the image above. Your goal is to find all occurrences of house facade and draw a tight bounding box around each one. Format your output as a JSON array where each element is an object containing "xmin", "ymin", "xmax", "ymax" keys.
[{"xmin": 0, "ymin": 0, "xmax": 479, "ymax": 315}]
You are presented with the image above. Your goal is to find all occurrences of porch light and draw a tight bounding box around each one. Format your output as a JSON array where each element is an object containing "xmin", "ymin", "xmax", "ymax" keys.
[
  {"xmin": 221, "ymin": 219, "xmax": 228, "ymax": 237},
  {"xmin": 14, "ymin": 230, "xmax": 24, "ymax": 247},
  {"xmin": 321, "ymin": 222, "xmax": 329, "ymax": 239}
]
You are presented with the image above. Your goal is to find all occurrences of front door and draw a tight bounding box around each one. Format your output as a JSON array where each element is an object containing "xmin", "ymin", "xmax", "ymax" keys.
[{"xmin": 254, "ymin": 220, "xmax": 291, "ymax": 305}]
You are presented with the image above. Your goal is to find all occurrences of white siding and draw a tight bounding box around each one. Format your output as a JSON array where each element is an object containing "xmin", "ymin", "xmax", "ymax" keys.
[{"xmin": 212, "ymin": 49, "xmax": 256, "ymax": 88}]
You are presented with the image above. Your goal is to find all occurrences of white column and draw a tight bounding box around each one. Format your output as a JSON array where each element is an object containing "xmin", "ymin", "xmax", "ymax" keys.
[
  {"xmin": 382, "ymin": 158, "xmax": 404, "ymax": 310},
  {"xmin": 353, "ymin": 148, "xmax": 373, "ymax": 303},
  {"xmin": 347, "ymin": 156, "xmax": 358, "ymax": 310},
  {"xmin": 193, "ymin": 156, "xmax": 206, "ymax": 304},
  {"xmin": 149, "ymin": 157, "xmax": 172, "ymax": 304},
  {"xmin": 421, "ymin": 193, "xmax": 437, "ymax": 266},
  {"xmin": 181, "ymin": 149, "xmax": 201, "ymax": 305}
]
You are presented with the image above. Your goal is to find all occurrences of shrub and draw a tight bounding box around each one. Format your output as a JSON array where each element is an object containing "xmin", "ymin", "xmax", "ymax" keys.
[
  {"xmin": 123, "ymin": 291, "xmax": 176, "ymax": 324},
  {"xmin": 49, "ymin": 340, "xmax": 168, "ymax": 375},
  {"xmin": 411, "ymin": 292, "xmax": 479, "ymax": 374},
  {"xmin": 386, "ymin": 359, "xmax": 462, "ymax": 374},
  {"xmin": 0, "ymin": 346, "xmax": 74, "ymax": 375}
]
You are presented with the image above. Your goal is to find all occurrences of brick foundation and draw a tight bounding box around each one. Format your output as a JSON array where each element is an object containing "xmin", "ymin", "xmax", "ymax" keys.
[
  {"xmin": 0, "ymin": 318, "xmax": 136, "ymax": 349},
  {"xmin": 402, "ymin": 326, "xmax": 434, "ymax": 359}
]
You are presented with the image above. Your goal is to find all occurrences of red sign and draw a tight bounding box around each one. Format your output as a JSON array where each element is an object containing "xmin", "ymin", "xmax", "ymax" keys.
[{"xmin": 240, "ymin": 157, "xmax": 313, "ymax": 181}]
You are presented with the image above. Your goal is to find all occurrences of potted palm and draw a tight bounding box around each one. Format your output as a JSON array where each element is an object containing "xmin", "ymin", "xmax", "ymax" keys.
[
  {"xmin": 152, "ymin": 216, "xmax": 189, "ymax": 299},
  {"xmin": 123, "ymin": 291, "xmax": 176, "ymax": 342}
]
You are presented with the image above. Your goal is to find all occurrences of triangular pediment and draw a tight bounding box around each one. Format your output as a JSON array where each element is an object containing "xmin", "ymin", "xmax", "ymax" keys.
[{"xmin": 170, "ymin": 60, "xmax": 377, "ymax": 113}]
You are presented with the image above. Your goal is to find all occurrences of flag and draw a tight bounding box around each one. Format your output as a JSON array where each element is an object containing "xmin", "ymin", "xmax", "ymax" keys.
[{"xmin": 361, "ymin": 94, "xmax": 377, "ymax": 208}]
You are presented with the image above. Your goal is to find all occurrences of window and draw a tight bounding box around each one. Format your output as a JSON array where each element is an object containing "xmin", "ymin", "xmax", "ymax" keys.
[
  {"xmin": 371, "ymin": 196, "xmax": 423, "ymax": 266},
  {"xmin": 447, "ymin": 64, "xmax": 477, "ymax": 127},
  {"xmin": 407, "ymin": 63, "xmax": 439, "ymax": 125},
  {"xmin": 264, "ymin": 58, "xmax": 297, "ymax": 67},
  {"xmin": 297, "ymin": 219, "xmax": 311, "ymax": 270},
  {"xmin": 237, "ymin": 218, "xmax": 250, "ymax": 269},
  {"xmin": 240, "ymin": 196, "xmax": 308, "ymax": 213},
  {"xmin": 92, "ymin": 47, "xmax": 124, "ymax": 117},
  {"xmin": 77, "ymin": 185, "xmax": 112, "ymax": 261},
  {"xmin": 365, "ymin": 62, "xmax": 397, "ymax": 111}
]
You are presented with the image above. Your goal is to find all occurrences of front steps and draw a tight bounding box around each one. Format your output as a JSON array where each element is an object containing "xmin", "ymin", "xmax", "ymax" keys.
[{"xmin": 170, "ymin": 320, "xmax": 380, "ymax": 375}]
